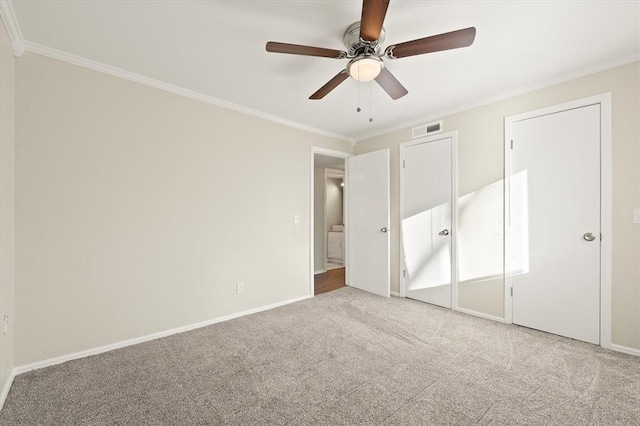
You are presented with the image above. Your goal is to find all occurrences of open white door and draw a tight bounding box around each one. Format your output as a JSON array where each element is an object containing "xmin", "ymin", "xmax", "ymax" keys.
[{"xmin": 347, "ymin": 149, "xmax": 390, "ymax": 297}]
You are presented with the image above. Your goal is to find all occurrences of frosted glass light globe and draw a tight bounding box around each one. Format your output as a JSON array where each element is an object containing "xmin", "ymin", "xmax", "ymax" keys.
[{"xmin": 348, "ymin": 57, "xmax": 383, "ymax": 82}]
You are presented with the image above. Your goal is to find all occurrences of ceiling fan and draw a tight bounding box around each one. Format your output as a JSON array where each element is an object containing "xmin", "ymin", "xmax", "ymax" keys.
[{"xmin": 265, "ymin": 0, "xmax": 476, "ymax": 101}]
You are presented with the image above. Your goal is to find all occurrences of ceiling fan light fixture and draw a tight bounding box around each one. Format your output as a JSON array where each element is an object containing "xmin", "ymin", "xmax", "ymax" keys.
[
  {"xmin": 347, "ymin": 57, "xmax": 383, "ymax": 82},
  {"xmin": 266, "ymin": 1, "xmax": 476, "ymax": 100}
]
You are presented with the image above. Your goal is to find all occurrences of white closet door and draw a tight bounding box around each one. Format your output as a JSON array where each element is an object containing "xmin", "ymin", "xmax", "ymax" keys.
[
  {"xmin": 402, "ymin": 136, "xmax": 453, "ymax": 308},
  {"xmin": 510, "ymin": 104, "xmax": 601, "ymax": 344}
]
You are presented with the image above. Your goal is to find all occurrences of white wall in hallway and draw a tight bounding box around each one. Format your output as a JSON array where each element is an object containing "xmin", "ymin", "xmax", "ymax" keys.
[{"xmin": 325, "ymin": 177, "xmax": 343, "ymax": 232}]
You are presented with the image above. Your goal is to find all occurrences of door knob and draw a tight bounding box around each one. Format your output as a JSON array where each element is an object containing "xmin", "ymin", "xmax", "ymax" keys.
[
  {"xmin": 439, "ymin": 229, "xmax": 450, "ymax": 236},
  {"xmin": 583, "ymin": 232, "xmax": 596, "ymax": 241},
  {"xmin": 380, "ymin": 227, "xmax": 388, "ymax": 233}
]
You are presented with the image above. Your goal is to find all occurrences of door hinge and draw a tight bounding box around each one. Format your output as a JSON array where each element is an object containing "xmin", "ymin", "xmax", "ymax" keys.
[
  {"xmin": 403, "ymin": 160, "xmax": 405, "ymax": 168},
  {"xmin": 510, "ymin": 287, "xmax": 513, "ymax": 297},
  {"xmin": 600, "ymin": 233, "xmax": 603, "ymax": 241},
  {"xmin": 510, "ymin": 139, "xmax": 513, "ymax": 150},
  {"xmin": 403, "ymin": 269, "xmax": 406, "ymax": 278}
]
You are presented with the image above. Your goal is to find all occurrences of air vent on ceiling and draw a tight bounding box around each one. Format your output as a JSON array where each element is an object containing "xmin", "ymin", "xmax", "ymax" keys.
[{"xmin": 412, "ymin": 121, "xmax": 443, "ymax": 139}]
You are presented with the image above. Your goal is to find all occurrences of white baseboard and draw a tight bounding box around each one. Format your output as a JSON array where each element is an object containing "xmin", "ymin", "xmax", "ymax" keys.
[
  {"xmin": 455, "ymin": 306, "xmax": 505, "ymax": 323},
  {"xmin": 0, "ymin": 370, "xmax": 16, "ymax": 411},
  {"xmin": 610, "ymin": 343, "xmax": 640, "ymax": 357},
  {"xmin": 13, "ymin": 295, "xmax": 311, "ymax": 376},
  {"xmin": 314, "ymin": 269, "xmax": 327, "ymax": 275},
  {"xmin": 4, "ymin": 294, "xmax": 638, "ymax": 408}
]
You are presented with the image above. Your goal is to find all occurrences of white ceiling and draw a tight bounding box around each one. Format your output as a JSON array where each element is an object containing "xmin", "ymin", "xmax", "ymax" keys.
[{"xmin": 8, "ymin": 1, "xmax": 640, "ymax": 142}]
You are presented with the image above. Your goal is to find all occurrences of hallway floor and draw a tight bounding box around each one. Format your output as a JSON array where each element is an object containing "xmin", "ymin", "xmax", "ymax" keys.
[{"xmin": 314, "ymin": 267, "xmax": 345, "ymax": 295}]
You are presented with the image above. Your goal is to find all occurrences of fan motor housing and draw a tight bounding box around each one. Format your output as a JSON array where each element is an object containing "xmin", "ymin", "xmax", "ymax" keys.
[{"xmin": 343, "ymin": 21, "xmax": 386, "ymax": 57}]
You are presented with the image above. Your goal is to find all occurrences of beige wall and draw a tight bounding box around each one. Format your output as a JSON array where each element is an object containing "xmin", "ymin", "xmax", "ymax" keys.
[
  {"xmin": 0, "ymin": 18, "xmax": 16, "ymax": 400},
  {"xmin": 7, "ymin": 49, "xmax": 639, "ymax": 369},
  {"xmin": 326, "ymin": 177, "xmax": 343, "ymax": 231},
  {"xmin": 356, "ymin": 62, "xmax": 640, "ymax": 349},
  {"xmin": 14, "ymin": 52, "xmax": 352, "ymax": 366}
]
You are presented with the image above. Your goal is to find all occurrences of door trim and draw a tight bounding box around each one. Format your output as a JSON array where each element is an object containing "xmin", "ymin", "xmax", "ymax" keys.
[
  {"xmin": 399, "ymin": 131, "xmax": 459, "ymax": 309},
  {"xmin": 310, "ymin": 147, "xmax": 352, "ymax": 297},
  {"xmin": 504, "ymin": 93, "xmax": 612, "ymax": 349}
]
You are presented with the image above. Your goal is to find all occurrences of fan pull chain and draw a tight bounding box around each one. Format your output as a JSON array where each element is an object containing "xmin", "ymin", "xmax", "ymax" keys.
[
  {"xmin": 356, "ymin": 76, "xmax": 361, "ymax": 113},
  {"xmin": 369, "ymin": 83, "xmax": 373, "ymax": 123}
]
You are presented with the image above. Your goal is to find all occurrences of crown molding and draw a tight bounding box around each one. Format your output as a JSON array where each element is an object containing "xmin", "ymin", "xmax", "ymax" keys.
[
  {"xmin": 353, "ymin": 54, "xmax": 640, "ymax": 143},
  {"xmin": 21, "ymin": 41, "xmax": 354, "ymax": 145},
  {"xmin": 0, "ymin": 0, "xmax": 24, "ymax": 56}
]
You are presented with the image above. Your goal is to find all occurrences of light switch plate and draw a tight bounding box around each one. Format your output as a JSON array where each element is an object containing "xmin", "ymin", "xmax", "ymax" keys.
[{"xmin": 633, "ymin": 209, "xmax": 640, "ymax": 224}]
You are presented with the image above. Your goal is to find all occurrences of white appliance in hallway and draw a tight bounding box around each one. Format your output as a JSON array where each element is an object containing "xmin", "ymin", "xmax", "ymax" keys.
[{"xmin": 328, "ymin": 225, "xmax": 344, "ymax": 263}]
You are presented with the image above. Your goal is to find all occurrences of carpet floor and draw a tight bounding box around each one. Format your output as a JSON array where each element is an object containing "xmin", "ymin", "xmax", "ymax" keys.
[{"xmin": 1, "ymin": 287, "xmax": 639, "ymax": 425}]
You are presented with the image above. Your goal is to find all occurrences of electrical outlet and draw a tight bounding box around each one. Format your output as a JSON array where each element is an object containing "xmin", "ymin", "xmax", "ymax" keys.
[
  {"xmin": 236, "ymin": 282, "xmax": 245, "ymax": 294},
  {"xmin": 633, "ymin": 209, "xmax": 640, "ymax": 224},
  {"xmin": 3, "ymin": 314, "xmax": 8, "ymax": 335}
]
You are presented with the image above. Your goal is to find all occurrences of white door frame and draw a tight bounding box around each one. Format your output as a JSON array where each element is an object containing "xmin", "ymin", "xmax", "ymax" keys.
[
  {"xmin": 399, "ymin": 131, "xmax": 459, "ymax": 309},
  {"xmin": 310, "ymin": 147, "xmax": 352, "ymax": 296},
  {"xmin": 504, "ymin": 93, "xmax": 612, "ymax": 349}
]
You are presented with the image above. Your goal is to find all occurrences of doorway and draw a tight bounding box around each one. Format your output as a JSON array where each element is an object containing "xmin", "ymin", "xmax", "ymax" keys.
[
  {"xmin": 310, "ymin": 147, "xmax": 391, "ymax": 298},
  {"xmin": 312, "ymin": 149, "xmax": 349, "ymax": 296},
  {"xmin": 325, "ymin": 168, "xmax": 345, "ymax": 272},
  {"xmin": 505, "ymin": 94, "xmax": 612, "ymax": 347}
]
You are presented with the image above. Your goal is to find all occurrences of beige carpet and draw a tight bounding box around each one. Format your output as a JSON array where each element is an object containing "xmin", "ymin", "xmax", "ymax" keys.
[{"xmin": 1, "ymin": 287, "xmax": 639, "ymax": 425}]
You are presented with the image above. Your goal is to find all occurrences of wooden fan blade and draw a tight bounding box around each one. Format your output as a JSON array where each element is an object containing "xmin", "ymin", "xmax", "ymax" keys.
[
  {"xmin": 386, "ymin": 27, "xmax": 476, "ymax": 59},
  {"xmin": 375, "ymin": 67, "xmax": 408, "ymax": 100},
  {"xmin": 266, "ymin": 42, "xmax": 346, "ymax": 59},
  {"xmin": 360, "ymin": 0, "xmax": 390, "ymax": 42},
  {"xmin": 309, "ymin": 70, "xmax": 349, "ymax": 100}
]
